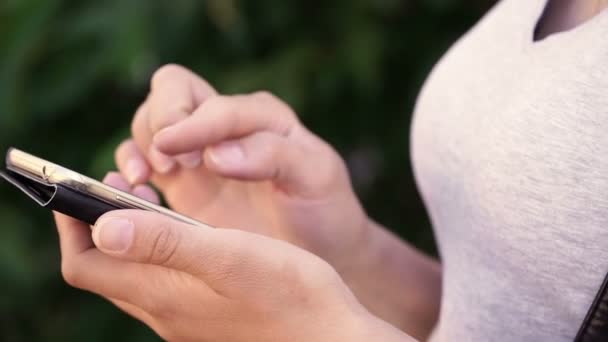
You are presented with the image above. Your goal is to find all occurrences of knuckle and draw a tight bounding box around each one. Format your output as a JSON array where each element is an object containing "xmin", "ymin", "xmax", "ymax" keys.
[
  {"xmin": 114, "ymin": 139, "xmax": 132, "ymax": 163},
  {"xmin": 251, "ymin": 90, "xmax": 275, "ymax": 102},
  {"xmin": 205, "ymin": 95, "xmax": 239, "ymax": 124},
  {"xmin": 154, "ymin": 325, "xmax": 179, "ymax": 342},
  {"xmin": 130, "ymin": 115, "xmax": 139, "ymax": 139},
  {"xmin": 147, "ymin": 102, "xmax": 192, "ymax": 133},
  {"xmin": 251, "ymin": 91, "xmax": 298, "ymax": 134},
  {"xmin": 148, "ymin": 111, "xmax": 181, "ymax": 133},
  {"xmin": 131, "ymin": 103, "xmax": 148, "ymax": 139},
  {"xmin": 61, "ymin": 260, "xmax": 83, "ymax": 288},
  {"xmin": 290, "ymin": 258, "xmax": 339, "ymax": 295},
  {"xmin": 144, "ymin": 295, "xmax": 172, "ymax": 319},
  {"xmin": 147, "ymin": 224, "xmax": 181, "ymax": 266},
  {"xmin": 151, "ymin": 64, "xmax": 186, "ymax": 88},
  {"xmin": 205, "ymin": 95, "xmax": 231, "ymax": 112}
]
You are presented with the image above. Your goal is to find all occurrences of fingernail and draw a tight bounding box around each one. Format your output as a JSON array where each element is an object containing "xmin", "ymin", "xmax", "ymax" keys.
[
  {"xmin": 149, "ymin": 146, "xmax": 176, "ymax": 174},
  {"xmin": 95, "ymin": 218, "xmax": 134, "ymax": 252},
  {"xmin": 177, "ymin": 151, "xmax": 202, "ymax": 168},
  {"xmin": 125, "ymin": 159, "xmax": 146, "ymax": 184},
  {"xmin": 209, "ymin": 142, "xmax": 245, "ymax": 166}
]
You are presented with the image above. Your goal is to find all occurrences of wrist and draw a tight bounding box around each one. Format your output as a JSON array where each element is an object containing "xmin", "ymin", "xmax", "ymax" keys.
[
  {"xmin": 334, "ymin": 217, "xmax": 387, "ymax": 287},
  {"xmin": 346, "ymin": 308, "xmax": 418, "ymax": 342},
  {"xmin": 295, "ymin": 300, "xmax": 415, "ymax": 342},
  {"xmin": 334, "ymin": 218, "xmax": 441, "ymax": 339}
]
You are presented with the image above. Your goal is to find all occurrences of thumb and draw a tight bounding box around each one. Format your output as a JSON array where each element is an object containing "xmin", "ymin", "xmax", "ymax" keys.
[
  {"xmin": 91, "ymin": 210, "xmax": 296, "ymax": 294},
  {"xmin": 92, "ymin": 210, "xmax": 217, "ymax": 271}
]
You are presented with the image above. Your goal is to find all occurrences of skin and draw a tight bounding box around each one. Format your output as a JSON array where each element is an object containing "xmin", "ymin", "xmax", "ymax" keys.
[
  {"xmin": 118, "ymin": 65, "xmax": 442, "ymax": 338},
  {"xmin": 536, "ymin": 0, "xmax": 608, "ymax": 40},
  {"xmin": 54, "ymin": 203, "xmax": 411, "ymax": 341},
  {"xmin": 57, "ymin": 65, "xmax": 440, "ymax": 340},
  {"xmin": 53, "ymin": 1, "xmax": 608, "ymax": 341}
]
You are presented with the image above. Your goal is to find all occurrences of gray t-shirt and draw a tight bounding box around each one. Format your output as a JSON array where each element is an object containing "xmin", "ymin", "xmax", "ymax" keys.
[{"xmin": 411, "ymin": 0, "xmax": 608, "ymax": 340}]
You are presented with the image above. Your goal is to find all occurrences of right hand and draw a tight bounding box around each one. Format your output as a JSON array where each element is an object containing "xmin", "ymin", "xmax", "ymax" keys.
[
  {"xmin": 115, "ymin": 64, "xmax": 372, "ymax": 275},
  {"xmin": 54, "ymin": 205, "xmax": 413, "ymax": 342}
]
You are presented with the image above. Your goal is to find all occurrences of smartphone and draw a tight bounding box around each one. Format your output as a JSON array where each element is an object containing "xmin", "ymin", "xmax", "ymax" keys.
[{"xmin": 0, "ymin": 148, "xmax": 212, "ymax": 228}]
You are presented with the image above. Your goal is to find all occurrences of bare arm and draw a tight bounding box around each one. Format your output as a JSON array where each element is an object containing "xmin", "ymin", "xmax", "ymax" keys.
[
  {"xmin": 111, "ymin": 64, "xmax": 439, "ymax": 340},
  {"xmin": 338, "ymin": 220, "xmax": 442, "ymax": 341}
]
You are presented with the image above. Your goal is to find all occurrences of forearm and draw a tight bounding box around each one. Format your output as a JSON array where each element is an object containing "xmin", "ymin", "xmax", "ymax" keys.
[
  {"xmin": 338, "ymin": 220, "xmax": 441, "ymax": 340},
  {"xmin": 348, "ymin": 309, "xmax": 419, "ymax": 342}
]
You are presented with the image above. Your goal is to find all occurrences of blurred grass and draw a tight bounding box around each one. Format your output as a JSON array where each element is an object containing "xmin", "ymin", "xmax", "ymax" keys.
[{"xmin": 0, "ymin": 0, "xmax": 494, "ymax": 340}]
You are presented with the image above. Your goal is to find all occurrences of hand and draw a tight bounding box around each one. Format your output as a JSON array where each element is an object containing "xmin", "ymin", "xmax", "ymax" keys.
[
  {"xmin": 116, "ymin": 64, "xmax": 370, "ymax": 275},
  {"xmin": 53, "ymin": 175, "xmax": 413, "ymax": 341},
  {"xmin": 113, "ymin": 65, "xmax": 441, "ymax": 339}
]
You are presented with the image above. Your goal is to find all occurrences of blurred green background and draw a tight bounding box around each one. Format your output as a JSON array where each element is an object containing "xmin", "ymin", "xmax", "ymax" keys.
[{"xmin": 0, "ymin": 0, "xmax": 494, "ymax": 340}]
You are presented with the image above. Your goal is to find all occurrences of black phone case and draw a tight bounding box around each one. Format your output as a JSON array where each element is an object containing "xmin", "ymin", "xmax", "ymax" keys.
[
  {"xmin": 0, "ymin": 168, "xmax": 123, "ymax": 225},
  {"xmin": 574, "ymin": 272, "xmax": 608, "ymax": 342}
]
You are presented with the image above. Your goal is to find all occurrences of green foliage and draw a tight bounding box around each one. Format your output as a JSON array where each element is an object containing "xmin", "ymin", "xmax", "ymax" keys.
[{"xmin": 0, "ymin": 0, "xmax": 493, "ymax": 340}]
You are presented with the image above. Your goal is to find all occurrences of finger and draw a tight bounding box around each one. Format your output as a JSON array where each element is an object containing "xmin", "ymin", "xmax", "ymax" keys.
[
  {"xmin": 148, "ymin": 64, "xmax": 216, "ymax": 132},
  {"xmin": 91, "ymin": 210, "xmax": 306, "ymax": 296},
  {"xmin": 132, "ymin": 184, "xmax": 160, "ymax": 204},
  {"xmin": 203, "ymin": 131, "xmax": 331, "ymax": 196},
  {"xmin": 115, "ymin": 139, "xmax": 152, "ymax": 185},
  {"xmin": 55, "ymin": 177, "xmax": 140, "ymax": 304},
  {"xmin": 59, "ymin": 246, "xmax": 205, "ymax": 314},
  {"xmin": 153, "ymin": 91, "xmax": 298, "ymax": 156},
  {"xmin": 60, "ymin": 246, "xmax": 219, "ymax": 320},
  {"xmin": 54, "ymin": 212, "xmax": 94, "ymax": 257},
  {"xmin": 132, "ymin": 100, "xmax": 177, "ymax": 174},
  {"xmin": 103, "ymin": 172, "xmax": 131, "ymax": 192},
  {"xmin": 108, "ymin": 297, "xmax": 156, "ymax": 326},
  {"xmin": 103, "ymin": 171, "xmax": 160, "ymax": 204},
  {"xmin": 148, "ymin": 64, "xmax": 217, "ymax": 169}
]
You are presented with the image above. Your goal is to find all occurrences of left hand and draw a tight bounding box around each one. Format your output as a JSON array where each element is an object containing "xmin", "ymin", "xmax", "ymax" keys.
[
  {"xmin": 53, "ymin": 174, "xmax": 411, "ymax": 341},
  {"xmin": 116, "ymin": 65, "xmax": 370, "ymax": 274}
]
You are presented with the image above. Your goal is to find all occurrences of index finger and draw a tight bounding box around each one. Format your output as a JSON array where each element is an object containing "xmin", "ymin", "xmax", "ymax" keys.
[
  {"xmin": 132, "ymin": 65, "xmax": 218, "ymax": 171},
  {"xmin": 152, "ymin": 91, "xmax": 299, "ymax": 155},
  {"xmin": 147, "ymin": 64, "xmax": 216, "ymax": 132}
]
